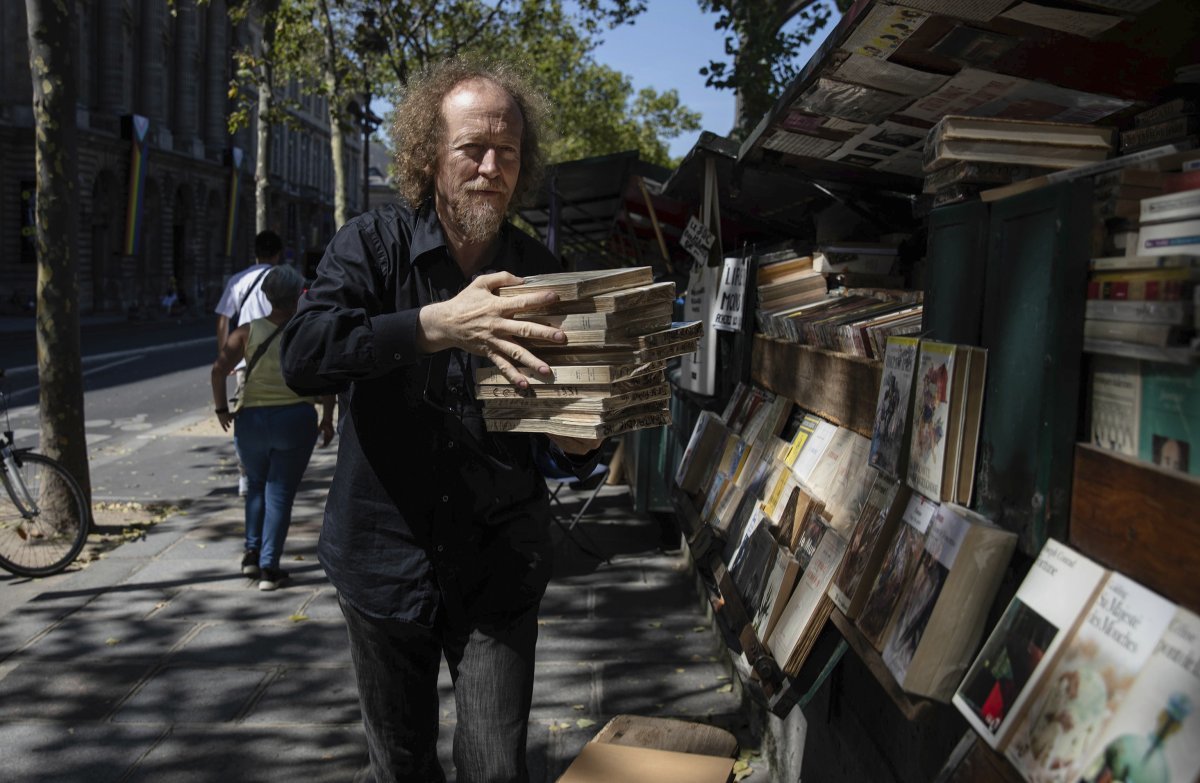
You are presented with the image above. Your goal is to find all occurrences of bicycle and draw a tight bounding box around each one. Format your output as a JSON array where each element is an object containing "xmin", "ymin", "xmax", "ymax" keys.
[{"xmin": 0, "ymin": 369, "xmax": 90, "ymax": 577}]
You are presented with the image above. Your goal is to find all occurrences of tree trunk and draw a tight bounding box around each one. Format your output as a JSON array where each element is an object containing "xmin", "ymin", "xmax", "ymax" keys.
[
  {"xmin": 318, "ymin": 0, "xmax": 348, "ymax": 229},
  {"xmin": 254, "ymin": 67, "xmax": 273, "ymax": 234},
  {"xmin": 25, "ymin": 0, "xmax": 93, "ymax": 515},
  {"xmin": 253, "ymin": 0, "xmax": 281, "ymax": 235}
]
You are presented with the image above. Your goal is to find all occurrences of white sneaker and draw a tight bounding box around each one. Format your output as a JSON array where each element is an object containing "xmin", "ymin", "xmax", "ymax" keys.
[{"xmin": 238, "ymin": 475, "xmax": 248, "ymax": 497}]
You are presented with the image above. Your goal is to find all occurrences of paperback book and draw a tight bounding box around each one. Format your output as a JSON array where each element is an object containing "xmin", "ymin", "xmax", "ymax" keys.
[
  {"xmin": 855, "ymin": 492, "xmax": 938, "ymax": 650},
  {"xmin": 1075, "ymin": 607, "xmax": 1200, "ymax": 783},
  {"xmin": 767, "ymin": 526, "xmax": 848, "ymax": 677},
  {"xmin": 1006, "ymin": 573, "xmax": 1177, "ymax": 782},
  {"xmin": 868, "ymin": 336, "xmax": 920, "ymax": 480},
  {"xmin": 907, "ymin": 341, "xmax": 987, "ymax": 504},
  {"xmin": 952, "ymin": 539, "xmax": 1109, "ymax": 751},
  {"xmin": 828, "ymin": 475, "xmax": 911, "ymax": 620},
  {"xmin": 496, "ymin": 267, "xmax": 654, "ymax": 301},
  {"xmin": 879, "ymin": 503, "xmax": 1016, "ymax": 701}
]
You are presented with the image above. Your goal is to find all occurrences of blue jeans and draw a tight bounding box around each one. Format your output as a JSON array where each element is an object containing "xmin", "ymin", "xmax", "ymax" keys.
[
  {"xmin": 234, "ymin": 403, "xmax": 317, "ymax": 569},
  {"xmin": 338, "ymin": 595, "xmax": 539, "ymax": 783}
]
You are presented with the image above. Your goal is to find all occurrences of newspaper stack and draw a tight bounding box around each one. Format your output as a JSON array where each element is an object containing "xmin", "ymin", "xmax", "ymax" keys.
[{"xmin": 476, "ymin": 267, "xmax": 700, "ymax": 438}]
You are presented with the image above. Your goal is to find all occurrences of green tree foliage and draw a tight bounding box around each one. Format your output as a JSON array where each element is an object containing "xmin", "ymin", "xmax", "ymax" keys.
[
  {"xmin": 510, "ymin": 4, "xmax": 701, "ymax": 167},
  {"xmin": 289, "ymin": 1, "xmax": 699, "ymax": 169},
  {"xmin": 698, "ymin": 0, "xmax": 853, "ymax": 137}
]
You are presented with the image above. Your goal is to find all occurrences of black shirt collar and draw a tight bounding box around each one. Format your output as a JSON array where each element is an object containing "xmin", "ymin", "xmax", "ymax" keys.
[{"xmin": 409, "ymin": 201, "xmax": 518, "ymax": 277}]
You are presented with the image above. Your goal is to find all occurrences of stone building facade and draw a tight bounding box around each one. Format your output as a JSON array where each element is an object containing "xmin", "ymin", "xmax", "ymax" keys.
[{"xmin": 0, "ymin": 0, "xmax": 362, "ymax": 316}]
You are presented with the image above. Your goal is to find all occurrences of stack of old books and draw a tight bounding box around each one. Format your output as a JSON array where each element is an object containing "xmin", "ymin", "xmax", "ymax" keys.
[
  {"xmin": 922, "ymin": 115, "xmax": 1115, "ymax": 205},
  {"xmin": 476, "ymin": 267, "xmax": 700, "ymax": 439}
]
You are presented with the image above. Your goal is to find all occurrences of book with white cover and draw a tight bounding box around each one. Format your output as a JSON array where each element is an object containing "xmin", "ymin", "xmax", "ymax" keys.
[
  {"xmin": 1006, "ymin": 573, "xmax": 1177, "ymax": 782},
  {"xmin": 952, "ymin": 539, "xmax": 1108, "ymax": 751}
]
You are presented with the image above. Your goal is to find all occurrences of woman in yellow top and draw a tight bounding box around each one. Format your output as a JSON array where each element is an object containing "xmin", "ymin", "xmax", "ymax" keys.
[{"xmin": 211, "ymin": 265, "xmax": 334, "ymax": 590}]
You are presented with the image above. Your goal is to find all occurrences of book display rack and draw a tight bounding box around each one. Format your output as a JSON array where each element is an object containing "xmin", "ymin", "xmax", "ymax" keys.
[{"xmin": 653, "ymin": 1, "xmax": 1200, "ymax": 781}]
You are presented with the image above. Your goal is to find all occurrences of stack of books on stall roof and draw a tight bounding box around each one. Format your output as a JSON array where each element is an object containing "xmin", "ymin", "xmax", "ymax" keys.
[
  {"xmin": 923, "ymin": 115, "xmax": 1114, "ymax": 174},
  {"xmin": 476, "ymin": 267, "xmax": 700, "ymax": 438},
  {"xmin": 1119, "ymin": 92, "xmax": 1200, "ymax": 155}
]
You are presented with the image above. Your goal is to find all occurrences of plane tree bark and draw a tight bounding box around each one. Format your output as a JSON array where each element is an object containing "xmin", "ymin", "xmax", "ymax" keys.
[{"xmin": 24, "ymin": 0, "xmax": 93, "ymax": 518}]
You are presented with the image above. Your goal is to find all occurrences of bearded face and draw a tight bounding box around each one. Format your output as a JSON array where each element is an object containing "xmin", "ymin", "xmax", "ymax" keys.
[
  {"xmin": 433, "ymin": 78, "xmax": 524, "ymax": 246},
  {"xmin": 445, "ymin": 178, "xmax": 509, "ymax": 244}
]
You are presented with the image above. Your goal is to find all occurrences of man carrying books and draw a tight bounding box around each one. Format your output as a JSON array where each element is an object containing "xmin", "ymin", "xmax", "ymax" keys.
[{"xmin": 279, "ymin": 56, "xmax": 603, "ymax": 783}]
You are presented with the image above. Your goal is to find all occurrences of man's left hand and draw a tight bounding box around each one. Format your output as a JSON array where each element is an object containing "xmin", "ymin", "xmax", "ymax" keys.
[{"xmin": 548, "ymin": 434, "xmax": 605, "ymax": 456}]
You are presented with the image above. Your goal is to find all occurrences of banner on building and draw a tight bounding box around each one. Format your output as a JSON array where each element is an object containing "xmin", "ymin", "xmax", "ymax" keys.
[
  {"xmin": 225, "ymin": 146, "xmax": 244, "ymax": 257},
  {"xmin": 122, "ymin": 114, "xmax": 150, "ymax": 255}
]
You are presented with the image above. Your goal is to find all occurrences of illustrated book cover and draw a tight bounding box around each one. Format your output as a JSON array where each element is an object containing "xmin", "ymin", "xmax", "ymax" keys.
[
  {"xmin": 675, "ymin": 410, "xmax": 732, "ymax": 495},
  {"xmin": 1074, "ymin": 606, "xmax": 1200, "ymax": 783},
  {"xmin": 868, "ymin": 335, "xmax": 920, "ymax": 480},
  {"xmin": 1005, "ymin": 573, "xmax": 1177, "ymax": 783},
  {"xmin": 952, "ymin": 538, "xmax": 1109, "ymax": 751},
  {"xmin": 855, "ymin": 491, "xmax": 939, "ymax": 651},
  {"xmin": 907, "ymin": 340, "xmax": 958, "ymax": 502},
  {"xmin": 828, "ymin": 475, "xmax": 911, "ymax": 620}
]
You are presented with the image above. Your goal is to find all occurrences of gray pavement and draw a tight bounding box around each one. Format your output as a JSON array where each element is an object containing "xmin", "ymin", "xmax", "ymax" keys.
[{"xmin": 0, "ymin": 428, "xmax": 766, "ymax": 782}]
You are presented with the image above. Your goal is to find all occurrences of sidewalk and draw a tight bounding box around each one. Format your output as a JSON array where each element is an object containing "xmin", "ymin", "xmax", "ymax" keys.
[{"xmin": 0, "ymin": 435, "xmax": 765, "ymax": 781}]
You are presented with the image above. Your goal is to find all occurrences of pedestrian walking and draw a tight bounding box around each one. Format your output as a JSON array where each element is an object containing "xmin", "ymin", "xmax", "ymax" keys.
[
  {"xmin": 214, "ymin": 229, "xmax": 285, "ymax": 496},
  {"xmin": 211, "ymin": 265, "xmax": 335, "ymax": 591},
  {"xmin": 279, "ymin": 56, "xmax": 604, "ymax": 782}
]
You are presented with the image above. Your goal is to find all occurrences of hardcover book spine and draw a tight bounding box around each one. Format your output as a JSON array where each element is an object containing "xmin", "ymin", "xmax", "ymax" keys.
[
  {"xmin": 1084, "ymin": 299, "xmax": 1192, "ymax": 324},
  {"xmin": 1120, "ymin": 114, "xmax": 1200, "ymax": 152},
  {"xmin": 1133, "ymin": 98, "xmax": 1199, "ymax": 128},
  {"xmin": 1140, "ymin": 188, "xmax": 1200, "ymax": 224}
]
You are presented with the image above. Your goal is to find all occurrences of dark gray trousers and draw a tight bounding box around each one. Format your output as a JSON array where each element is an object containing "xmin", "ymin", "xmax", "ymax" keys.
[{"xmin": 338, "ymin": 594, "xmax": 539, "ymax": 783}]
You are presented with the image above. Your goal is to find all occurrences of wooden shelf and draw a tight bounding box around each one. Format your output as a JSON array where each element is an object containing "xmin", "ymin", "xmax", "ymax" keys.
[
  {"xmin": 1069, "ymin": 442, "xmax": 1200, "ymax": 613},
  {"xmin": 750, "ymin": 335, "xmax": 882, "ymax": 438},
  {"xmin": 940, "ymin": 734, "xmax": 1027, "ymax": 783},
  {"xmin": 829, "ymin": 608, "xmax": 932, "ymax": 723}
]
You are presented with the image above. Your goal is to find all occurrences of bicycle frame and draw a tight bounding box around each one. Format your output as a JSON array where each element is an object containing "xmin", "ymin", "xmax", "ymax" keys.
[{"xmin": 1, "ymin": 440, "xmax": 37, "ymax": 518}]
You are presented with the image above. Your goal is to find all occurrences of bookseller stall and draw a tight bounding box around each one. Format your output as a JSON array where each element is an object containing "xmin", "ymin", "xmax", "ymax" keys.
[{"xmin": 654, "ymin": 0, "xmax": 1200, "ymax": 781}]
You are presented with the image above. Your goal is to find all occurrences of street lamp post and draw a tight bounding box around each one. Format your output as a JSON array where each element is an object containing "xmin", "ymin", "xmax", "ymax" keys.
[{"xmin": 352, "ymin": 93, "xmax": 383, "ymax": 215}]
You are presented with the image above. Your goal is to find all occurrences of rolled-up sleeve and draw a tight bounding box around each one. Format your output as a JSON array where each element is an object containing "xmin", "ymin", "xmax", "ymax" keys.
[{"xmin": 281, "ymin": 213, "xmax": 422, "ymax": 395}]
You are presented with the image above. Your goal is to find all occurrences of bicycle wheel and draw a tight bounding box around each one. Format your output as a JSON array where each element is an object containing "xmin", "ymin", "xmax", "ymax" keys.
[{"xmin": 0, "ymin": 451, "xmax": 90, "ymax": 577}]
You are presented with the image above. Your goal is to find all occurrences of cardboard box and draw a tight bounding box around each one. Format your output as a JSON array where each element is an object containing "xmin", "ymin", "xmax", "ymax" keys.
[{"xmin": 556, "ymin": 742, "xmax": 734, "ymax": 783}]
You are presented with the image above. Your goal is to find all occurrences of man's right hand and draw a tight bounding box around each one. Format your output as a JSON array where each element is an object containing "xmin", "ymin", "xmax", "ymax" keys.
[{"xmin": 417, "ymin": 272, "xmax": 567, "ymax": 388}]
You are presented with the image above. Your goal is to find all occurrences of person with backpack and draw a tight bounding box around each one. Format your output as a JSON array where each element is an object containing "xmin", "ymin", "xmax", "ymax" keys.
[
  {"xmin": 211, "ymin": 265, "xmax": 335, "ymax": 590},
  {"xmin": 214, "ymin": 230, "xmax": 285, "ymax": 495}
]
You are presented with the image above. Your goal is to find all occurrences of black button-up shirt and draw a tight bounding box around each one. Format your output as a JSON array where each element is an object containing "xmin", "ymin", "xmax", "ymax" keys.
[{"xmin": 280, "ymin": 202, "xmax": 593, "ymax": 626}]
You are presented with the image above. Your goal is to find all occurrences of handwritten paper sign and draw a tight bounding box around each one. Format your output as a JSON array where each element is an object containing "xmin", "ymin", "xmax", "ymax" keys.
[
  {"xmin": 680, "ymin": 215, "xmax": 716, "ymax": 266},
  {"xmin": 713, "ymin": 256, "xmax": 748, "ymax": 333}
]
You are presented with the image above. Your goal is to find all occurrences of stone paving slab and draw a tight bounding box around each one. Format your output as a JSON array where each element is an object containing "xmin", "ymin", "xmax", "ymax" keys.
[
  {"xmin": 169, "ymin": 621, "xmax": 352, "ymax": 667},
  {"xmin": 14, "ymin": 614, "xmax": 200, "ymax": 662},
  {"xmin": 535, "ymin": 614, "xmax": 724, "ymax": 663},
  {"xmin": 0, "ymin": 660, "xmax": 147, "ymax": 721},
  {"xmin": 598, "ymin": 659, "xmax": 739, "ymax": 719},
  {"xmin": 121, "ymin": 726, "xmax": 368, "ymax": 783},
  {"xmin": 151, "ymin": 587, "xmax": 318, "ymax": 623},
  {"xmin": 243, "ymin": 665, "xmax": 362, "ymax": 726},
  {"xmin": 298, "ymin": 587, "xmax": 345, "ymax": 622},
  {"xmin": 530, "ymin": 660, "xmax": 598, "ymax": 721},
  {"xmin": 112, "ymin": 665, "xmax": 271, "ymax": 724},
  {"xmin": 0, "ymin": 722, "xmax": 166, "ymax": 783}
]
